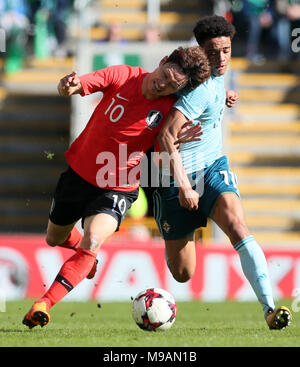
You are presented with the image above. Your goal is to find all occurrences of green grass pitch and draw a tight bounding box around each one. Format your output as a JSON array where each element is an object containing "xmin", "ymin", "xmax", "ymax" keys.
[{"xmin": 0, "ymin": 299, "xmax": 299, "ymax": 347}]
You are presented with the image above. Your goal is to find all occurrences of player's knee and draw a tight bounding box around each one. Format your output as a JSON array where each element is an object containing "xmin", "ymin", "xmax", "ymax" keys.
[
  {"xmin": 45, "ymin": 235, "xmax": 59, "ymax": 247},
  {"xmin": 172, "ymin": 267, "xmax": 194, "ymax": 283},
  {"xmin": 81, "ymin": 232, "xmax": 103, "ymax": 253}
]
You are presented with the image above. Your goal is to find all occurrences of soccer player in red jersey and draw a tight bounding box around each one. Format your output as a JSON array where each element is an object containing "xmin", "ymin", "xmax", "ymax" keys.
[{"xmin": 22, "ymin": 46, "xmax": 210, "ymax": 329}]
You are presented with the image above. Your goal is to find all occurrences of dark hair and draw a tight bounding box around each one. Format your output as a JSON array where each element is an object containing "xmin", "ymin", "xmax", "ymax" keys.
[
  {"xmin": 193, "ymin": 15, "xmax": 236, "ymax": 46},
  {"xmin": 165, "ymin": 46, "xmax": 211, "ymax": 92}
]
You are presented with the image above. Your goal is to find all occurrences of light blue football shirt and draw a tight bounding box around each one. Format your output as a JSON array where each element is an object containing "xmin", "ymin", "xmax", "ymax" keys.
[{"xmin": 174, "ymin": 75, "xmax": 226, "ymax": 174}]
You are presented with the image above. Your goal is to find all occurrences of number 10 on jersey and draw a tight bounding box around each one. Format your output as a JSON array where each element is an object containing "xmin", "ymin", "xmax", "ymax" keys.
[{"xmin": 105, "ymin": 98, "xmax": 125, "ymax": 123}]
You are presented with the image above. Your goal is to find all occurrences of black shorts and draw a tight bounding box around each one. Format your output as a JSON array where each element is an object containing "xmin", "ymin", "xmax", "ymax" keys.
[{"xmin": 49, "ymin": 166, "xmax": 139, "ymax": 230}]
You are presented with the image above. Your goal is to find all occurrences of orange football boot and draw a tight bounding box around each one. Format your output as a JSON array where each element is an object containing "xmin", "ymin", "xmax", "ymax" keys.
[{"xmin": 22, "ymin": 301, "xmax": 50, "ymax": 329}]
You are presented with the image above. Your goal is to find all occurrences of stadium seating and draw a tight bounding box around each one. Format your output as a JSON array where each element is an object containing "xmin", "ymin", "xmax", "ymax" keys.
[
  {"xmin": 0, "ymin": 58, "xmax": 73, "ymax": 233},
  {"xmin": 227, "ymin": 59, "xmax": 300, "ymax": 245},
  {"xmin": 88, "ymin": 0, "xmax": 205, "ymax": 41}
]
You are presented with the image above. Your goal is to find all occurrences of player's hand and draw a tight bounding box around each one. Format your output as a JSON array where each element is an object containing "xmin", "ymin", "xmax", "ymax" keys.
[
  {"xmin": 226, "ymin": 90, "xmax": 239, "ymax": 108},
  {"xmin": 179, "ymin": 187, "xmax": 199, "ymax": 211},
  {"xmin": 174, "ymin": 121, "xmax": 203, "ymax": 147},
  {"xmin": 287, "ymin": 4, "xmax": 300, "ymax": 20},
  {"xmin": 58, "ymin": 71, "xmax": 82, "ymax": 96}
]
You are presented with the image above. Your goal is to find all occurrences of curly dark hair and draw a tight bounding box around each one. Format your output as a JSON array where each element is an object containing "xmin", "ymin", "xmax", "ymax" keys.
[
  {"xmin": 165, "ymin": 46, "xmax": 211, "ymax": 93},
  {"xmin": 193, "ymin": 15, "xmax": 236, "ymax": 46}
]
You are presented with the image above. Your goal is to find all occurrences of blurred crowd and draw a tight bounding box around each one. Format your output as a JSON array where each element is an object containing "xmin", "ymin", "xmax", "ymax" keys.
[
  {"xmin": 212, "ymin": 0, "xmax": 300, "ymax": 63},
  {"xmin": 0, "ymin": 0, "xmax": 74, "ymax": 72},
  {"xmin": 1, "ymin": 0, "xmax": 299, "ymax": 73},
  {"xmin": 104, "ymin": 0, "xmax": 300, "ymax": 63}
]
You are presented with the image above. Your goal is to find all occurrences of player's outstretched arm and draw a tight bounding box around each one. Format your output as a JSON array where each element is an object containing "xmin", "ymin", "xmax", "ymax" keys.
[
  {"xmin": 158, "ymin": 108, "xmax": 199, "ymax": 211},
  {"xmin": 57, "ymin": 71, "xmax": 83, "ymax": 97}
]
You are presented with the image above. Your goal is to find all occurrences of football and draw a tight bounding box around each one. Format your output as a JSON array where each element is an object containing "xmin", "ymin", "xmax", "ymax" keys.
[{"xmin": 132, "ymin": 288, "xmax": 177, "ymax": 331}]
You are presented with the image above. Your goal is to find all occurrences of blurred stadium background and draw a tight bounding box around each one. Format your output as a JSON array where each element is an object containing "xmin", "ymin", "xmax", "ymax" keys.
[{"xmin": 0, "ymin": 0, "xmax": 300, "ymax": 305}]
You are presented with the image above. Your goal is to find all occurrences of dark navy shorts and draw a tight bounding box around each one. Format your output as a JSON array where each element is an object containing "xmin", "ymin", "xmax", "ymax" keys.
[
  {"xmin": 49, "ymin": 166, "xmax": 139, "ymax": 230},
  {"xmin": 153, "ymin": 156, "xmax": 240, "ymax": 240}
]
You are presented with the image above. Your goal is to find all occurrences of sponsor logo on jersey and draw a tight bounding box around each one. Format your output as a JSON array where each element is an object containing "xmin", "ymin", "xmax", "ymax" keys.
[{"xmin": 116, "ymin": 93, "xmax": 129, "ymax": 101}]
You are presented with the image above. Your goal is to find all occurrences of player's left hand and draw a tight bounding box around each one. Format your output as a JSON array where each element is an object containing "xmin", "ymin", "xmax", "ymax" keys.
[
  {"xmin": 174, "ymin": 121, "xmax": 203, "ymax": 147},
  {"xmin": 179, "ymin": 187, "xmax": 199, "ymax": 211},
  {"xmin": 226, "ymin": 90, "xmax": 239, "ymax": 108}
]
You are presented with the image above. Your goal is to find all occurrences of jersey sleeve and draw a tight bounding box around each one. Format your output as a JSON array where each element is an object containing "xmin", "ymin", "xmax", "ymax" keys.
[
  {"xmin": 79, "ymin": 65, "xmax": 130, "ymax": 96},
  {"xmin": 173, "ymin": 84, "xmax": 209, "ymax": 120}
]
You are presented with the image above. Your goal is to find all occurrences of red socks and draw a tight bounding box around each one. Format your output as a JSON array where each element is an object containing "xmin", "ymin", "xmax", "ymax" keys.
[
  {"xmin": 38, "ymin": 248, "xmax": 96, "ymax": 310},
  {"xmin": 56, "ymin": 227, "xmax": 82, "ymax": 251}
]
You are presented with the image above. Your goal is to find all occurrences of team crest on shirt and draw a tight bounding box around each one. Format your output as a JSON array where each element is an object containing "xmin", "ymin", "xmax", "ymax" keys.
[
  {"xmin": 146, "ymin": 110, "xmax": 163, "ymax": 130},
  {"xmin": 162, "ymin": 220, "xmax": 171, "ymax": 233}
]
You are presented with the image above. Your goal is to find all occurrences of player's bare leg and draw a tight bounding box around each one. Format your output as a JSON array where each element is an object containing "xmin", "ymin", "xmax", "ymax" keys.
[
  {"xmin": 165, "ymin": 233, "xmax": 196, "ymax": 283},
  {"xmin": 210, "ymin": 192, "xmax": 249, "ymax": 245},
  {"xmin": 212, "ymin": 192, "xmax": 292, "ymax": 329},
  {"xmin": 78, "ymin": 213, "xmax": 118, "ymax": 278},
  {"xmin": 46, "ymin": 219, "xmax": 97, "ymax": 279},
  {"xmin": 46, "ymin": 219, "xmax": 77, "ymax": 248},
  {"xmin": 23, "ymin": 213, "xmax": 118, "ymax": 329},
  {"xmin": 80, "ymin": 213, "xmax": 118, "ymax": 254}
]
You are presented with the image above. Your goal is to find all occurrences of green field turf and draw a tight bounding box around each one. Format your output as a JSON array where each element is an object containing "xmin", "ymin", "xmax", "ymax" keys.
[{"xmin": 0, "ymin": 299, "xmax": 299, "ymax": 347}]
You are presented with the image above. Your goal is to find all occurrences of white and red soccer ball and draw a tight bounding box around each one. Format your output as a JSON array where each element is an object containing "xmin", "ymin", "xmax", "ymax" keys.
[{"xmin": 132, "ymin": 288, "xmax": 177, "ymax": 331}]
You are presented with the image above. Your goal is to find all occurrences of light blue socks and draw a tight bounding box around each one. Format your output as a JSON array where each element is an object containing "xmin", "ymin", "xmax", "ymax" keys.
[{"xmin": 234, "ymin": 235, "xmax": 275, "ymax": 317}]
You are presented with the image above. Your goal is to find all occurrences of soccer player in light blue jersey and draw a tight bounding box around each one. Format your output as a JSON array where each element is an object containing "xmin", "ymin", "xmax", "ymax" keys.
[{"xmin": 154, "ymin": 15, "xmax": 292, "ymax": 330}]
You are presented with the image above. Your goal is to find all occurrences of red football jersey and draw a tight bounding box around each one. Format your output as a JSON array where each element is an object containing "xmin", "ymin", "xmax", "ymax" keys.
[{"xmin": 65, "ymin": 65, "xmax": 177, "ymax": 192}]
